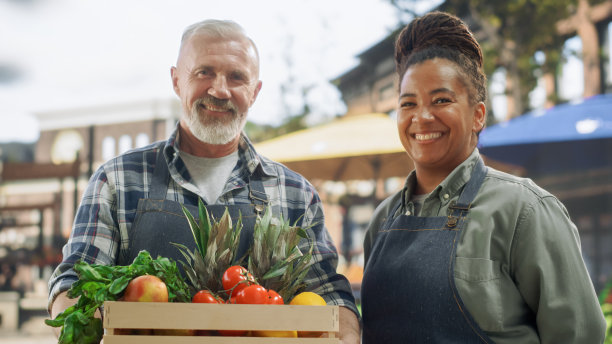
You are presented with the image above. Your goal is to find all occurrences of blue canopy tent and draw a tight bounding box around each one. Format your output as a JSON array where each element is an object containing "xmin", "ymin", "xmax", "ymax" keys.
[{"xmin": 478, "ymin": 94, "xmax": 612, "ymax": 177}]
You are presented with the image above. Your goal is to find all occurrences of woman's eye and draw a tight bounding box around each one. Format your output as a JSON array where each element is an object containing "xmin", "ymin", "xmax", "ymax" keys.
[{"xmin": 434, "ymin": 98, "xmax": 451, "ymax": 104}]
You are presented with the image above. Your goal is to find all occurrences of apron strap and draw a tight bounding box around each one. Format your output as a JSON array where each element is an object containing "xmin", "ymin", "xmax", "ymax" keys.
[
  {"xmin": 247, "ymin": 173, "xmax": 268, "ymax": 214},
  {"xmin": 149, "ymin": 146, "xmax": 269, "ymax": 211},
  {"xmin": 446, "ymin": 158, "xmax": 488, "ymax": 228},
  {"xmin": 150, "ymin": 147, "xmax": 170, "ymax": 200}
]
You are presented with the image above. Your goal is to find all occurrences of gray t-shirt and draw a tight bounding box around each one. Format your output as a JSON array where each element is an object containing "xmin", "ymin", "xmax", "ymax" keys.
[{"xmin": 179, "ymin": 150, "xmax": 238, "ymax": 203}]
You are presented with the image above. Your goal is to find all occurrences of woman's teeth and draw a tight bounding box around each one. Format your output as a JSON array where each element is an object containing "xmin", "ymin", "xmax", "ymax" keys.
[{"xmin": 414, "ymin": 132, "xmax": 442, "ymax": 141}]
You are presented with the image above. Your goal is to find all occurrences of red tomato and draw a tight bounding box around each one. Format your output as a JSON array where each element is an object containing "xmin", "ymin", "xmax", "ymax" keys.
[
  {"xmin": 222, "ymin": 265, "xmax": 255, "ymax": 297},
  {"xmin": 267, "ymin": 289, "xmax": 284, "ymax": 305},
  {"xmin": 192, "ymin": 290, "xmax": 220, "ymax": 304},
  {"xmin": 235, "ymin": 284, "xmax": 268, "ymax": 304}
]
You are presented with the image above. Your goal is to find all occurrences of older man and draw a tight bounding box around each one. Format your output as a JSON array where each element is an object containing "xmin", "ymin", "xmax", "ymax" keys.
[{"xmin": 48, "ymin": 19, "xmax": 360, "ymax": 342}]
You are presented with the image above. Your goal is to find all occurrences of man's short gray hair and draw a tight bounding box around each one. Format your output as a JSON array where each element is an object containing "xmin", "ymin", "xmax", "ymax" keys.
[{"xmin": 180, "ymin": 19, "xmax": 259, "ymax": 60}]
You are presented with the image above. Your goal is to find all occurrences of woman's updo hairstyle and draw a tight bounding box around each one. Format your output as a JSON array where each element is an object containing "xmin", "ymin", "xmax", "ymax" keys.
[{"xmin": 395, "ymin": 11, "xmax": 487, "ymax": 104}]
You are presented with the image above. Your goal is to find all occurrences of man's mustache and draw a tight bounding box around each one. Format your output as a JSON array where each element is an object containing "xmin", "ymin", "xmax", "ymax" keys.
[{"xmin": 195, "ymin": 96, "xmax": 237, "ymax": 114}]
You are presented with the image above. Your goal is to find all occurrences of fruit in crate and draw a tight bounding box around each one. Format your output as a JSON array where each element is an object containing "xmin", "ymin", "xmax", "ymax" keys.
[
  {"xmin": 222, "ymin": 265, "xmax": 255, "ymax": 297},
  {"xmin": 289, "ymin": 291, "xmax": 327, "ymax": 306},
  {"xmin": 174, "ymin": 199, "xmax": 315, "ymax": 304},
  {"xmin": 246, "ymin": 205, "xmax": 315, "ymax": 303},
  {"xmin": 123, "ymin": 275, "xmax": 169, "ymax": 302},
  {"xmin": 172, "ymin": 201, "xmax": 244, "ymax": 295},
  {"xmin": 290, "ymin": 291, "xmax": 327, "ymax": 338}
]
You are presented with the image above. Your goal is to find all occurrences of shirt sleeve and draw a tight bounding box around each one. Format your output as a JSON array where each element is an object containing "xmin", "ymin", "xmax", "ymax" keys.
[
  {"xmin": 511, "ymin": 195, "xmax": 606, "ymax": 343},
  {"xmin": 299, "ymin": 191, "xmax": 360, "ymax": 318},
  {"xmin": 47, "ymin": 166, "xmax": 120, "ymax": 313}
]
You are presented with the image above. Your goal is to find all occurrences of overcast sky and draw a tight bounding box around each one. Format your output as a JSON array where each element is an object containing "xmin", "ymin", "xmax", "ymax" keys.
[{"xmin": 0, "ymin": 0, "xmax": 441, "ymax": 143}]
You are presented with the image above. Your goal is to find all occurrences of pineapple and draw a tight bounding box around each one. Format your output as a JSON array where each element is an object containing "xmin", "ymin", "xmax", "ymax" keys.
[
  {"xmin": 172, "ymin": 198, "xmax": 243, "ymax": 295},
  {"xmin": 247, "ymin": 206, "xmax": 314, "ymax": 302},
  {"xmin": 173, "ymin": 198, "xmax": 314, "ymax": 303}
]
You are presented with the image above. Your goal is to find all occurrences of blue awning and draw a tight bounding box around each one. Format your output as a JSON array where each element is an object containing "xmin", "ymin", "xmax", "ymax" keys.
[{"xmin": 478, "ymin": 94, "xmax": 612, "ymax": 176}]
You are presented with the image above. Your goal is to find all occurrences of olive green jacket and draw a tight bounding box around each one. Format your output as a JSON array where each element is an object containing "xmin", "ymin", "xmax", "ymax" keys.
[{"xmin": 363, "ymin": 149, "xmax": 606, "ymax": 343}]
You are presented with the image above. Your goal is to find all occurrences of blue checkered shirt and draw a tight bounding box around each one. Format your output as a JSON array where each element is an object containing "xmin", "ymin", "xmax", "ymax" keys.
[{"xmin": 48, "ymin": 126, "xmax": 357, "ymax": 315}]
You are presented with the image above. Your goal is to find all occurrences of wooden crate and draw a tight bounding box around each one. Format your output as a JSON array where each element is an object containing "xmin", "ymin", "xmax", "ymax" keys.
[{"xmin": 103, "ymin": 301, "xmax": 339, "ymax": 343}]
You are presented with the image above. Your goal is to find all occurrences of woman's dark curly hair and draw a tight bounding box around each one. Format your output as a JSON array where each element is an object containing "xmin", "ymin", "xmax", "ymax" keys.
[{"xmin": 395, "ymin": 11, "xmax": 487, "ymax": 105}]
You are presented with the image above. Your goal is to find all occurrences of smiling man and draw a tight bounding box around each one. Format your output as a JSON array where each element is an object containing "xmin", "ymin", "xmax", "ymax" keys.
[{"xmin": 48, "ymin": 19, "xmax": 360, "ymax": 343}]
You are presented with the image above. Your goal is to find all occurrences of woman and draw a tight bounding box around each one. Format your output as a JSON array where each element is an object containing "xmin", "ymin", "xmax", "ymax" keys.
[{"xmin": 360, "ymin": 11, "xmax": 605, "ymax": 343}]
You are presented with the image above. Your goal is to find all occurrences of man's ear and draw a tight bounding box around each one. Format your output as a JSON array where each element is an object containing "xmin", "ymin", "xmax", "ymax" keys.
[
  {"xmin": 249, "ymin": 81, "xmax": 263, "ymax": 107},
  {"xmin": 170, "ymin": 66, "xmax": 180, "ymax": 96}
]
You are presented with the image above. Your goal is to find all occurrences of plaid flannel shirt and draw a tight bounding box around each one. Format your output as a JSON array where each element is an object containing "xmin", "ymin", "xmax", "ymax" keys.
[{"xmin": 48, "ymin": 126, "xmax": 358, "ymax": 316}]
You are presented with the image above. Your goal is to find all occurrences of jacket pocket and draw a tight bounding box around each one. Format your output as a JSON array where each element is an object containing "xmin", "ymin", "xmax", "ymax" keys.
[{"xmin": 454, "ymin": 257, "xmax": 503, "ymax": 332}]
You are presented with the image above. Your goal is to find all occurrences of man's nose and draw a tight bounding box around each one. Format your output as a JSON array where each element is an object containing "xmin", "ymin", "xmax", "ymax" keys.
[{"xmin": 208, "ymin": 76, "xmax": 231, "ymax": 99}]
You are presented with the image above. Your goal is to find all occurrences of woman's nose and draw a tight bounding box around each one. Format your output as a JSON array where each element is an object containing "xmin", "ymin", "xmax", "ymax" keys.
[{"xmin": 411, "ymin": 108, "xmax": 435, "ymax": 123}]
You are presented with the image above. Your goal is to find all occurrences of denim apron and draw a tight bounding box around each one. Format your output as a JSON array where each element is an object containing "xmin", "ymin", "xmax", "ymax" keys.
[
  {"xmin": 118, "ymin": 148, "xmax": 268, "ymax": 267},
  {"xmin": 361, "ymin": 158, "xmax": 493, "ymax": 343}
]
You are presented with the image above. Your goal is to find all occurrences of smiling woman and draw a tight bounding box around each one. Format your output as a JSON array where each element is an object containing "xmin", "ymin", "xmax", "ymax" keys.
[{"xmin": 360, "ymin": 11, "xmax": 606, "ymax": 344}]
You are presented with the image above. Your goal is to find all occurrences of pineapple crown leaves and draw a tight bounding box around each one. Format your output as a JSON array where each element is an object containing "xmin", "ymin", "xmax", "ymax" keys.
[
  {"xmin": 171, "ymin": 199, "xmax": 243, "ymax": 294},
  {"xmin": 247, "ymin": 205, "xmax": 316, "ymax": 301}
]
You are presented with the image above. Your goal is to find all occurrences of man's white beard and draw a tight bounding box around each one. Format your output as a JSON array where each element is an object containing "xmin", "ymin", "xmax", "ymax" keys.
[{"xmin": 186, "ymin": 98, "xmax": 247, "ymax": 145}]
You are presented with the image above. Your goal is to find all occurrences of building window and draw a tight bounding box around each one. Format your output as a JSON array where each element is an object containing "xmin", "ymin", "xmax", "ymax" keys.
[
  {"xmin": 102, "ymin": 137, "xmax": 116, "ymax": 161},
  {"xmin": 135, "ymin": 133, "xmax": 149, "ymax": 148},
  {"xmin": 118, "ymin": 135, "xmax": 132, "ymax": 154}
]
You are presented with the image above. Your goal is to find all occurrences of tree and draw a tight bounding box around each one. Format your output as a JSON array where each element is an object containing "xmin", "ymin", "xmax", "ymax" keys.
[{"xmin": 389, "ymin": 0, "xmax": 587, "ymax": 119}]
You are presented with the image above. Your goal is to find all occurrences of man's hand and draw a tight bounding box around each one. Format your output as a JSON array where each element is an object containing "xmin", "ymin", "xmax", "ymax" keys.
[
  {"xmin": 339, "ymin": 306, "xmax": 361, "ymax": 344},
  {"xmin": 50, "ymin": 291, "xmax": 102, "ymax": 338}
]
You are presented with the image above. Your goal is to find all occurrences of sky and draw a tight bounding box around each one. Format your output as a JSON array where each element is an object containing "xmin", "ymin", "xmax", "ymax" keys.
[{"xmin": 0, "ymin": 0, "xmax": 432, "ymax": 143}]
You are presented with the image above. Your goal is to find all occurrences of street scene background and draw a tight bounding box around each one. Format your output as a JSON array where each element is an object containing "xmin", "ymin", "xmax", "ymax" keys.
[{"xmin": 1, "ymin": 0, "xmax": 611, "ymax": 341}]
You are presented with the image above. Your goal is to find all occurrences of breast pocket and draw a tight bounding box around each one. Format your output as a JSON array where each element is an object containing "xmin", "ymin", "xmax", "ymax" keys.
[{"xmin": 454, "ymin": 257, "xmax": 504, "ymax": 332}]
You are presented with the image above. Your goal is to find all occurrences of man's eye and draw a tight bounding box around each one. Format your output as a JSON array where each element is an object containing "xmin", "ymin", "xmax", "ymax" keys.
[{"xmin": 230, "ymin": 72, "xmax": 246, "ymax": 81}]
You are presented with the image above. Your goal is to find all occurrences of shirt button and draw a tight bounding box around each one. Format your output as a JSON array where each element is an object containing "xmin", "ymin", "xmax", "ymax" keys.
[{"xmin": 443, "ymin": 194, "xmax": 450, "ymax": 199}]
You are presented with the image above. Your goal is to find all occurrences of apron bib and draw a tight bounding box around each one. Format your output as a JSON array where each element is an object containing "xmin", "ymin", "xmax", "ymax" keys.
[
  {"xmin": 118, "ymin": 149, "xmax": 268, "ymax": 268},
  {"xmin": 361, "ymin": 158, "xmax": 494, "ymax": 343}
]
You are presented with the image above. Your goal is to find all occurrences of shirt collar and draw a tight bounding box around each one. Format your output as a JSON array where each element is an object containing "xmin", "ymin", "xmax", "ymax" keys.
[{"xmin": 402, "ymin": 148, "xmax": 482, "ymax": 206}]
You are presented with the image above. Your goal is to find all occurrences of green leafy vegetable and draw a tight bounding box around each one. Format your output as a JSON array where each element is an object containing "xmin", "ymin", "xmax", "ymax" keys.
[{"xmin": 45, "ymin": 250, "xmax": 190, "ymax": 344}]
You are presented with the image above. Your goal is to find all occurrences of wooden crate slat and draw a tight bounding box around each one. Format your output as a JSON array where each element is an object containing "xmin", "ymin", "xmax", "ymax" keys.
[
  {"xmin": 103, "ymin": 301, "xmax": 339, "ymax": 332},
  {"xmin": 103, "ymin": 335, "xmax": 339, "ymax": 344}
]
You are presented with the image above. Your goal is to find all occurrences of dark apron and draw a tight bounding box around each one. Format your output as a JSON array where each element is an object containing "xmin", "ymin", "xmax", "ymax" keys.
[
  {"xmin": 118, "ymin": 148, "xmax": 268, "ymax": 268},
  {"xmin": 361, "ymin": 158, "xmax": 494, "ymax": 343}
]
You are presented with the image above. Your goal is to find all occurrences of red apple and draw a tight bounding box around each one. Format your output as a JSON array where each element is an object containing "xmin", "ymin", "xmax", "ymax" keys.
[{"xmin": 122, "ymin": 275, "xmax": 169, "ymax": 302}]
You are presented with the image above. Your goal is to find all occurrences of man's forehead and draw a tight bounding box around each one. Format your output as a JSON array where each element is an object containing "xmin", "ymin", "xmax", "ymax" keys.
[{"xmin": 178, "ymin": 34, "xmax": 259, "ymax": 70}]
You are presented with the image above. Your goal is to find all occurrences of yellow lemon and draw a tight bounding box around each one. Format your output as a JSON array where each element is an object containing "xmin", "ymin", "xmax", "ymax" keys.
[
  {"xmin": 289, "ymin": 292, "xmax": 326, "ymax": 306},
  {"xmin": 289, "ymin": 292, "xmax": 327, "ymax": 337}
]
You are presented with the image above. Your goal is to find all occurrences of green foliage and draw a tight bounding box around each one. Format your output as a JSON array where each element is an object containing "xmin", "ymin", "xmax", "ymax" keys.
[
  {"xmin": 390, "ymin": 0, "xmax": 580, "ymax": 115},
  {"xmin": 45, "ymin": 250, "xmax": 190, "ymax": 344},
  {"xmin": 600, "ymin": 278, "xmax": 612, "ymax": 342}
]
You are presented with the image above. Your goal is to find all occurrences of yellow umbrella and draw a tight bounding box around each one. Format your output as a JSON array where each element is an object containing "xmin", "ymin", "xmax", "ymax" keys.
[{"xmin": 254, "ymin": 113, "xmax": 413, "ymax": 181}]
